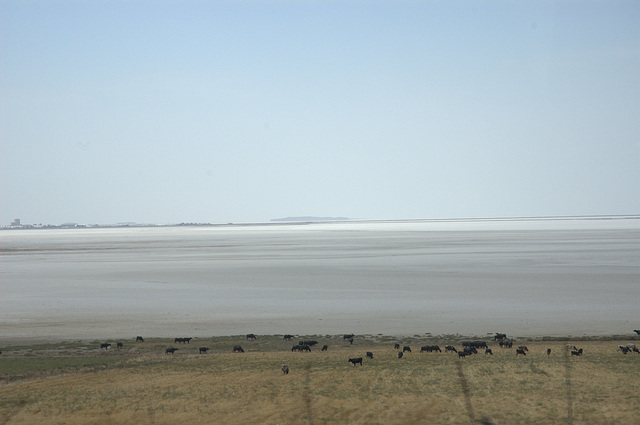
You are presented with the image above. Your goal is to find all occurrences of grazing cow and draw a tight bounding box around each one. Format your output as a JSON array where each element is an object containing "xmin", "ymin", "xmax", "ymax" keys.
[
  {"xmin": 571, "ymin": 348, "xmax": 583, "ymax": 356},
  {"xmin": 100, "ymin": 343, "xmax": 111, "ymax": 350},
  {"xmin": 403, "ymin": 346, "xmax": 411, "ymax": 353},
  {"xmin": 494, "ymin": 333, "xmax": 507, "ymax": 341},
  {"xmin": 518, "ymin": 345, "xmax": 529, "ymax": 352},
  {"xmin": 136, "ymin": 336, "xmax": 144, "ymax": 342},
  {"xmin": 246, "ymin": 334, "xmax": 257, "ymax": 340},
  {"xmin": 322, "ymin": 345, "xmax": 328, "ymax": 351},
  {"xmin": 458, "ymin": 351, "xmax": 469, "ymax": 358},
  {"xmin": 299, "ymin": 345, "xmax": 311, "ymax": 352},
  {"xmin": 420, "ymin": 345, "xmax": 441, "ymax": 353},
  {"xmin": 445, "ymin": 345, "xmax": 457, "ymax": 353},
  {"xmin": 232, "ymin": 345, "xmax": 244, "ymax": 353},
  {"xmin": 634, "ymin": 347, "xmax": 640, "ymax": 354},
  {"xmin": 282, "ymin": 364, "xmax": 289, "ymax": 375},
  {"xmin": 116, "ymin": 342, "xmax": 123, "ymax": 350},
  {"xmin": 366, "ymin": 352, "xmax": 374, "ymax": 359},
  {"xmin": 291, "ymin": 345, "xmax": 301, "ymax": 352},
  {"xmin": 618, "ymin": 345, "xmax": 631, "ymax": 354},
  {"xmin": 431, "ymin": 345, "xmax": 442, "ymax": 352},
  {"xmin": 199, "ymin": 347, "xmax": 209, "ymax": 354},
  {"xmin": 547, "ymin": 348, "xmax": 552, "ymax": 356},
  {"xmin": 348, "ymin": 357, "xmax": 363, "ymax": 366},
  {"xmin": 463, "ymin": 346, "xmax": 477, "ymax": 355},
  {"xmin": 634, "ymin": 330, "xmax": 640, "ymax": 335},
  {"xmin": 397, "ymin": 351, "xmax": 403, "ymax": 358},
  {"xmin": 283, "ymin": 334, "xmax": 293, "ymax": 340},
  {"xmin": 344, "ymin": 334, "xmax": 355, "ymax": 340},
  {"xmin": 499, "ymin": 339, "xmax": 514, "ymax": 348},
  {"xmin": 485, "ymin": 348, "xmax": 493, "ymax": 355},
  {"xmin": 394, "ymin": 343, "xmax": 400, "ymax": 350},
  {"xmin": 165, "ymin": 348, "xmax": 178, "ymax": 355},
  {"xmin": 516, "ymin": 348, "xmax": 526, "ymax": 356}
]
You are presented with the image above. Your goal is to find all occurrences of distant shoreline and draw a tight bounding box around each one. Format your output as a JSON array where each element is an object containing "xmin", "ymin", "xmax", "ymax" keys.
[{"xmin": 2, "ymin": 214, "xmax": 639, "ymax": 231}]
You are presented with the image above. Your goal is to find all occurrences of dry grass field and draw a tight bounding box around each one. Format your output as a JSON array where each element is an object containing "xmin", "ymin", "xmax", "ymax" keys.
[{"xmin": 1, "ymin": 335, "xmax": 638, "ymax": 425}]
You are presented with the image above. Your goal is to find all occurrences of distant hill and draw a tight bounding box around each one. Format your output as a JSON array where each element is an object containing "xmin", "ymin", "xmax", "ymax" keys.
[{"xmin": 270, "ymin": 216, "xmax": 350, "ymax": 222}]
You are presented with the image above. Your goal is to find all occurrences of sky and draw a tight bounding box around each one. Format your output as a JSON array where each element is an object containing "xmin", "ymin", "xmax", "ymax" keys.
[{"xmin": 1, "ymin": 1, "xmax": 639, "ymax": 225}]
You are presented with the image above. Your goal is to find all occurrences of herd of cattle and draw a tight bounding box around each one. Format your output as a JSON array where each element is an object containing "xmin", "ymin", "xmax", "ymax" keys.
[{"xmin": 86, "ymin": 332, "xmax": 640, "ymax": 365}]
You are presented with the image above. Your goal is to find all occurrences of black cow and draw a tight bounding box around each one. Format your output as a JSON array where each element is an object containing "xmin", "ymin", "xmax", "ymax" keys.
[
  {"xmin": 116, "ymin": 342, "xmax": 123, "ymax": 350},
  {"xmin": 445, "ymin": 345, "xmax": 457, "ymax": 353},
  {"xmin": 344, "ymin": 334, "xmax": 355, "ymax": 340},
  {"xmin": 485, "ymin": 348, "xmax": 493, "ymax": 355},
  {"xmin": 299, "ymin": 345, "xmax": 311, "ymax": 352},
  {"xmin": 516, "ymin": 348, "xmax": 526, "ymax": 356},
  {"xmin": 518, "ymin": 345, "xmax": 529, "ymax": 352},
  {"xmin": 348, "ymin": 357, "xmax": 363, "ymax": 366},
  {"xmin": 299, "ymin": 340, "xmax": 318, "ymax": 346},
  {"xmin": 246, "ymin": 334, "xmax": 257, "ymax": 340},
  {"xmin": 366, "ymin": 352, "xmax": 373, "ymax": 359},
  {"xmin": 634, "ymin": 330, "xmax": 640, "ymax": 335},
  {"xmin": 397, "ymin": 351, "xmax": 403, "ymax": 358},
  {"xmin": 199, "ymin": 347, "xmax": 209, "ymax": 354},
  {"xmin": 499, "ymin": 339, "xmax": 514, "ymax": 348},
  {"xmin": 283, "ymin": 334, "xmax": 294, "ymax": 340},
  {"xmin": 420, "ymin": 345, "xmax": 441, "ymax": 353},
  {"xmin": 136, "ymin": 336, "xmax": 144, "ymax": 342},
  {"xmin": 174, "ymin": 338, "xmax": 183, "ymax": 343},
  {"xmin": 547, "ymin": 348, "xmax": 552, "ymax": 355},
  {"xmin": 100, "ymin": 343, "xmax": 111, "ymax": 350},
  {"xmin": 165, "ymin": 347, "xmax": 178, "ymax": 355},
  {"xmin": 291, "ymin": 345, "xmax": 301, "ymax": 352},
  {"xmin": 282, "ymin": 364, "xmax": 289, "ymax": 375},
  {"xmin": 458, "ymin": 351, "xmax": 469, "ymax": 358},
  {"xmin": 402, "ymin": 346, "xmax": 411, "ymax": 353},
  {"xmin": 494, "ymin": 333, "xmax": 507, "ymax": 341},
  {"xmin": 322, "ymin": 345, "xmax": 328, "ymax": 351},
  {"xmin": 233, "ymin": 345, "xmax": 244, "ymax": 353},
  {"xmin": 463, "ymin": 346, "xmax": 477, "ymax": 355},
  {"xmin": 571, "ymin": 348, "xmax": 583, "ymax": 356},
  {"xmin": 619, "ymin": 346, "xmax": 631, "ymax": 354},
  {"xmin": 394, "ymin": 343, "xmax": 400, "ymax": 350}
]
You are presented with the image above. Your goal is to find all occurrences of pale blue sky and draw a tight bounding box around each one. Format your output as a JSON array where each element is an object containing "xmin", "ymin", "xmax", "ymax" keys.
[{"xmin": 1, "ymin": 1, "xmax": 638, "ymax": 225}]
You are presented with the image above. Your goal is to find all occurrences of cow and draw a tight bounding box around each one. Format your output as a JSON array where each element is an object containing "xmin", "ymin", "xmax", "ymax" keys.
[
  {"xmin": 403, "ymin": 346, "xmax": 411, "ymax": 353},
  {"xmin": 299, "ymin": 345, "xmax": 311, "ymax": 352},
  {"xmin": 463, "ymin": 346, "xmax": 477, "ymax": 355},
  {"xmin": 348, "ymin": 337, "xmax": 354, "ymax": 345},
  {"xmin": 547, "ymin": 348, "xmax": 552, "ymax": 356},
  {"xmin": 100, "ymin": 343, "xmax": 111, "ymax": 350},
  {"xmin": 485, "ymin": 348, "xmax": 493, "ymax": 355},
  {"xmin": 175, "ymin": 338, "xmax": 184, "ymax": 344},
  {"xmin": 344, "ymin": 334, "xmax": 355, "ymax": 340},
  {"xmin": 618, "ymin": 345, "xmax": 630, "ymax": 354},
  {"xmin": 283, "ymin": 334, "xmax": 294, "ymax": 340},
  {"xmin": 366, "ymin": 352, "xmax": 374, "ymax": 359},
  {"xmin": 431, "ymin": 345, "xmax": 442, "ymax": 352},
  {"xmin": 571, "ymin": 348, "xmax": 583, "ymax": 356},
  {"xmin": 420, "ymin": 345, "xmax": 441, "ymax": 353},
  {"xmin": 458, "ymin": 351, "xmax": 469, "ymax": 358},
  {"xmin": 516, "ymin": 348, "xmax": 526, "ymax": 356},
  {"xmin": 282, "ymin": 364, "xmax": 289, "ymax": 375},
  {"xmin": 299, "ymin": 340, "xmax": 318, "ymax": 346},
  {"xmin": 322, "ymin": 345, "xmax": 328, "ymax": 351},
  {"xmin": 397, "ymin": 351, "xmax": 403, "ymax": 359},
  {"xmin": 394, "ymin": 343, "xmax": 400, "ymax": 350},
  {"xmin": 518, "ymin": 345, "xmax": 529, "ymax": 352},
  {"xmin": 136, "ymin": 336, "xmax": 144, "ymax": 342},
  {"xmin": 116, "ymin": 342, "xmax": 123, "ymax": 350},
  {"xmin": 634, "ymin": 347, "xmax": 640, "ymax": 354},
  {"xmin": 348, "ymin": 357, "xmax": 363, "ymax": 366},
  {"xmin": 445, "ymin": 345, "xmax": 457, "ymax": 353},
  {"xmin": 634, "ymin": 330, "xmax": 640, "ymax": 335},
  {"xmin": 246, "ymin": 334, "xmax": 257, "ymax": 340},
  {"xmin": 232, "ymin": 345, "xmax": 244, "ymax": 353},
  {"xmin": 199, "ymin": 347, "xmax": 209, "ymax": 354},
  {"xmin": 165, "ymin": 348, "xmax": 178, "ymax": 355},
  {"xmin": 499, "ymin": 339, "xmax": 513, "ymax": 348},
  {"xmin": 291, "ymin": 345, "xmax": 301, "ymax": 352},
  {"xmin": 494, "ymin": 333, "xmax": 507, "ymax": 341}
]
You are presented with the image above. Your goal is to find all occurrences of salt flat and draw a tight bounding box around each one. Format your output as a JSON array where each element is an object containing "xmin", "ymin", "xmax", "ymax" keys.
[{"xmin": 1, "ymin": 217, "xmax": 638, "ymax": 345}]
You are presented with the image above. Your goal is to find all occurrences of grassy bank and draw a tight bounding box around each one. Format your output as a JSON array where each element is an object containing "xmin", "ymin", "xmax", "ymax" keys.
[{"xmin": 1, "ymin": 335, "xmax": 639, "ymax": 424}]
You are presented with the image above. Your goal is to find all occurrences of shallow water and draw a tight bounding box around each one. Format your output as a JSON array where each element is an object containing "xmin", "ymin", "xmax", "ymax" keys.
[{"xmin": 1, "ymin": 217, "xmax": 639, "ymax": 342}]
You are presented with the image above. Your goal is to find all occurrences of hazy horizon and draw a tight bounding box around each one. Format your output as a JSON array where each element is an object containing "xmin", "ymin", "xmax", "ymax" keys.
[{"xmin": 2, "ymin": 1, "xmax": 638, "ymax": 225}]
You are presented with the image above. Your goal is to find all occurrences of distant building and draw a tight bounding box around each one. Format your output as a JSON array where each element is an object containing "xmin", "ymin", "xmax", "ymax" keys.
[{"xmin": 11, "ymin": 219, "xmax": 20, "ymax": 226}]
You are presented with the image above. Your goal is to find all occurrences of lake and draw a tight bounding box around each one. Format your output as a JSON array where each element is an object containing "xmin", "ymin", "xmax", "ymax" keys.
[{"xmin": 1, "ymin": 217, "xmax": 639, "ymax": 343}]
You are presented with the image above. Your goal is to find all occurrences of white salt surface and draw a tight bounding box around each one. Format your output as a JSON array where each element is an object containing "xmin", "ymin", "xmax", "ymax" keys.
[{"xmin": 1, "ymin": 217, "xmax": 639, "ymax": 344}]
